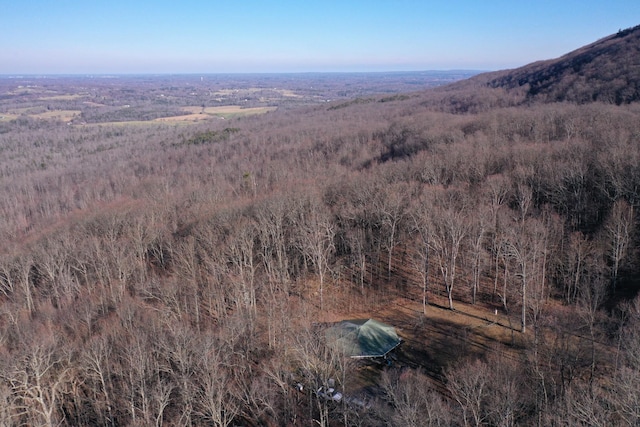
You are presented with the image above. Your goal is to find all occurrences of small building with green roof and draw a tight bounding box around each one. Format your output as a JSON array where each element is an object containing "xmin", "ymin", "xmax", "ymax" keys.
[{"xmin": 325, "ymin": 319, "xmax": 402, "ymax": 359}]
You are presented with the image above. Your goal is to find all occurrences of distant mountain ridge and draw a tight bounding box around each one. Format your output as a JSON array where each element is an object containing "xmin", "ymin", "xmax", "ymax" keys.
[{"xmin": 470, "ymin": 25, "xmax": 640, "ymax": 104}]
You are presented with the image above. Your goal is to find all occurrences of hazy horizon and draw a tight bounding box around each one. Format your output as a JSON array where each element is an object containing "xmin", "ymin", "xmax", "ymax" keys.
[
  {"xmin": 2, "ymin": 0, "xmax": 639, "ymax": 74},
  {"xmin": 0, "ymin": 70, "xmax": 486, "ymax": 78}
]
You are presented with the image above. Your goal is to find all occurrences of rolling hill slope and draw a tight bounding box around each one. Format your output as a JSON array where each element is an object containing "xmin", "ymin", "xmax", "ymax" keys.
[{"xmin": 451, "ymin": 25, "xmax": 640, "ymax": 105}]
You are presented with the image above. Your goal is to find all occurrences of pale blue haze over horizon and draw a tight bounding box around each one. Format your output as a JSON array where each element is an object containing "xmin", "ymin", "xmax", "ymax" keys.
[{"xmin": 1, "ymin": 0, "xmax": 638, "ymax": 74}]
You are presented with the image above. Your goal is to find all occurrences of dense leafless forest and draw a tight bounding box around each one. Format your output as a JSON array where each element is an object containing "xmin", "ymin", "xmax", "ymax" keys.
[{"xmin": 2, "ymin": 28, "xmax": 640, "ymax": 426}]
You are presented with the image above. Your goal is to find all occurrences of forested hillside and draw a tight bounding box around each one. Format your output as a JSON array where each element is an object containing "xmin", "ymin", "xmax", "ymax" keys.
[
  {"xmin": 1, "ymin": 29, "xmax": 640, "ymax": 426},
  {"xmin": 449, "ymin": 24, "xmax": 640, "ymax": 105}
]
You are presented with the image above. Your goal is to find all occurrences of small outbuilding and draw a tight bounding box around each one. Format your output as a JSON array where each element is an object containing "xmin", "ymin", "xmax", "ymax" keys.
[{"xmin": 325, "ymin": 318, "xmax": 401, "ymax": 359}]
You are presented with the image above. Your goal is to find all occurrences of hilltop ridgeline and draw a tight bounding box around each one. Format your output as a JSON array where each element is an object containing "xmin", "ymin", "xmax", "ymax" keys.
[{"xmin": 448, "ymin": 25, "xmax": 640, "ymax": 105}]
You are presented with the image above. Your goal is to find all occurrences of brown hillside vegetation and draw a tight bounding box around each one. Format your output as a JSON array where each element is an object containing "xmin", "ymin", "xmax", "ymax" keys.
[
  {"xmin": 445, "ymin": 24, "xmax": 640, "ymax": 106},
  {"xmin": 1, "ymin": 28, "xmax": 640, "ymax": 425}
]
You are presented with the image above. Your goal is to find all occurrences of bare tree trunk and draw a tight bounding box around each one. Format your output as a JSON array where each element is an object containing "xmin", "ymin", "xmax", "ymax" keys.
[{"xmin": 606, "ymin": 200, "xmax": 634, "ymax": 292}]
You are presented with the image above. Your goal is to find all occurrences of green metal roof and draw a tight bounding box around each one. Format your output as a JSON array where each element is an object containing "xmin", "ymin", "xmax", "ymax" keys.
[{"xmin": 326, "ymin": 319, "xmax": 401, "ymax": 359}]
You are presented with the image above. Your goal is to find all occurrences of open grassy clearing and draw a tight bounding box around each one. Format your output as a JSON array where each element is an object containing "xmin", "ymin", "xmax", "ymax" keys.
[
  {"xmin": 7, "ymin": 106, "xmax": 42, "ymax": 115},
  {"xmin": 319, "ymin": 263, "xmax": 615, "ymax": 405},
  {"xmin": 311, "ymin": 285, "xmax": 524, "ymax": 401},
  {"xmin": 81, "ymin": 120, "xmax": 182, "ymax": 127},
  {"xmin": 211, "ymin": 87, "xmax": 300, "ymax": 97},
  {"xmin": 79, "ymin": 117, "xmax": 208, "ymax": 127},
  {"xmin": 211, "ymin": 88, "xmax": 262, "ymax": 96},
  {"xmin": 299, "ymin": 265, "xmax": 523, "ymax": 396},
  {"xmin": 157, "ymin": 105, "xmax": 276, "ymax": 122},
  {"xmin": 7, "ymin": 87, "xmax": 40, "ymax": 95},
  {"xmin": 38, "ymin": 94, "xmax": 85, "ymax": 101},
  {"xmin": 207, "ymin": 105, "xmax": 276, "ymax": 118},
  {"xmin": 0, "ymin": 105, "xmax": 273, "ymax": 125},
  {"xmin": 153, "ymin": 113, "xmax": 217, "ymax": 123},
  {"xmin": 210, "ymin": 88, "xmax": 301, "ymax": 104},
  {"xmin": 0, "ymin": 113, "xmax": 18, "ymax": 121},
  {"xmin": 82, "ymin": 101, "xmax": 108, "ymax": 107},
  {"xmin": 1, "ymin": 109, "xmax": 81, "ymax": 122},
  {"xmin": 31, "ymin": 110, "xmax": 81, "ymax": 121}
]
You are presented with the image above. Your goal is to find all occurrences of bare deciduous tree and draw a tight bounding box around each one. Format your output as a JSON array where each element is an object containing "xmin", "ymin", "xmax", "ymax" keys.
[
  {"xmin": 374, "ymin": 183, "xmax": 410, "ymax": 280},
  {"xmin": 195, "ymin": 337, "xmax": 241, "ymax": 427},
  {"xmin": 226, "ymin": 217, "xmax": 258, "ymax": 315},
  {"xmin": 1, "ymin": 341, "xmax": 73, "ymax": 427},
  {"xmin": 255, "ymin": 197, "xmax": 293, "ymax": 293},
  {"xmin": 446, "ymin": 358, "xmax": 489, "ymax": 427},
  {"xmin": 381, "ymin": 368, "xmax": 451, "ymax": 427},
  {"xmin": 430, "ymin": 193, "xmax": 469, "ymax": 310},
  {"xmin": 410, "ymin": 191, "xmax": 435, "ymax": 315},
  {"xmin": 468, "ymin": 204, "xmax": 489, "ymax": 305},
  {"xmin": 503, "ymin": 218, "xmax": 548, "ymax": 333},
  {"xmin": 295, "ymin": 196, "xmax": 336, "ymax": 310},
  {"xmin": 83, "ymin": 334, "xmax": 116, "ymax": 426},
  {"xmin": 604, "ymin": 199, "xmax": 635, "ymax": 292}
]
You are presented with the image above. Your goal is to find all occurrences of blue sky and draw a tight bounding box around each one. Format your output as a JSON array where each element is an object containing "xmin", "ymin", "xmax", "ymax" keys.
[{"xmin": 1, "ymin": 0, "xmax": 639, "ymax": 74}]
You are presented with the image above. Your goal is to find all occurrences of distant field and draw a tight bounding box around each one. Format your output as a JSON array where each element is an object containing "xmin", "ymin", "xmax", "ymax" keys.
[
  {"xmin": 211, "ymin": 88, "xmax": 300, "ymax": 97},
  {"xmin": 0, "ymin": 113, "xmax": 18, "ymax": 121},
  {"xmin": 32, "ymin": 110, "xmax": 81, "ymax": 121},
  {"xmin": 82, "ymin": 101, "xmax": 108, "ymax": 107},
  {"xmin": 156, "ymin": 105, "xmax": 276, "ymax": 122},
  {"xmin": 8, "ymin": 107, "xmax": 41, "ymax": 115},
  {"xmin": 38, "ymin": 94, "xmax": 84, "ymax": 101},
  {"xmin": 0, "ymin": 105, "xmax": 274, "ymax": 125},
  {"xmin": 153, "ymin": 113, "xmax": 212, "ymax": 123},
  {"xmin": 0, "ymin": 109, "xmax": 80, "ymax": 122}
]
